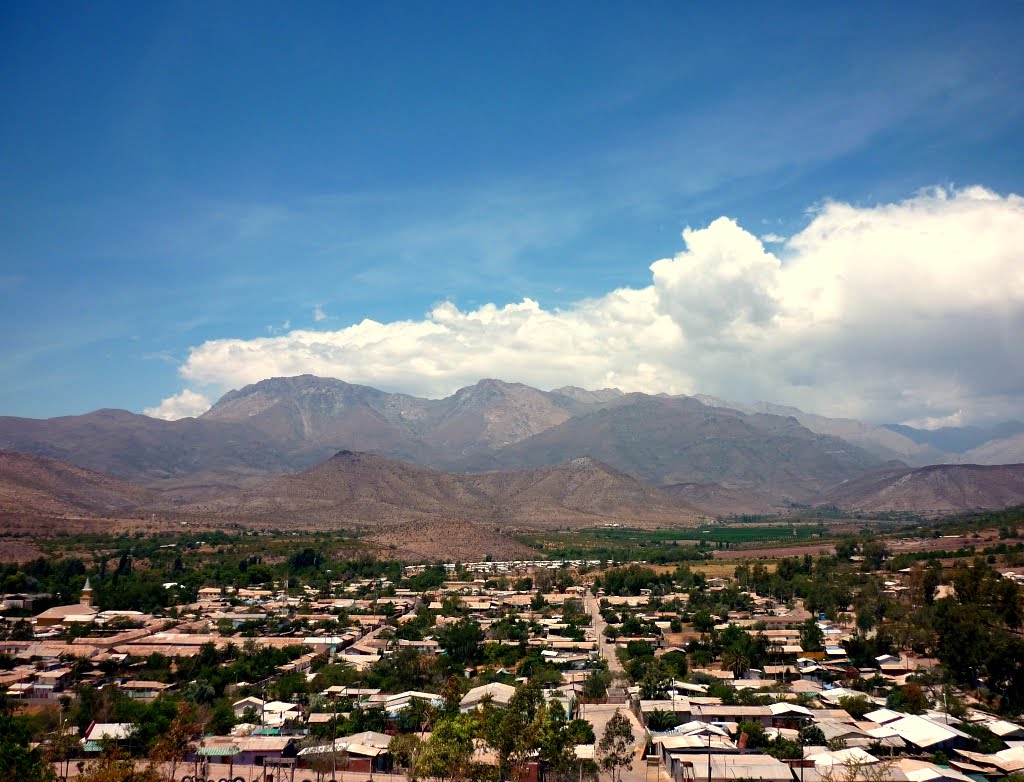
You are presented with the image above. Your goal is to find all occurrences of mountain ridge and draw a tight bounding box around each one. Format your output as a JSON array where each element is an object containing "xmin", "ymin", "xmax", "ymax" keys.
[{"xmin": 2, "ymin": 374, "xmax": 1023, "ymax": 514}]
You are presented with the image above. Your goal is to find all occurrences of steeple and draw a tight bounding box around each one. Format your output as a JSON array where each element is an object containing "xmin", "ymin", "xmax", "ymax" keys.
[{"xmin": 80, "ymin": 578, "xmax": 93, "ymax": 607}]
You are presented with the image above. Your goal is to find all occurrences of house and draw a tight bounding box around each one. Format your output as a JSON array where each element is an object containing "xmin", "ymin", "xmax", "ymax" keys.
[
  {"xmin": 378, "ymin": 690, "xmax": 444, "ymax": 715},
  {"xmin": 894, "ymin": 758, "xmax": 974, "ymax": 782},
  {"xmin": 233, "ymin": 696, "xmax": 265, "ymax": 720},
  {"xmin": 193, "ymin": 735, "xmax": 297, "ymax": 766},
  {"xmin": 768, "ymin": 702, "xmax": 812, "ymax": 727},
  {"xmin": 980, "ymin": 717, "xmax": 1024, "ymax": 740},
  {"xmin": 297, "ymin": 730, "xmax": 393, "ymax": 773},
  {"xmin": 262, "ymin": 700, "xmax": 300, "ymax": 726},
  {"xmin": 34, "ymin": 666, "xmax": 72, "ymax": 695},
  {"xmin": 83, "ymin": 722, "xmax": 135, "ymax": 753},
  {"xmin": 877, "ymin": 713, "xmax": 971, "ymax": 753},
  {"xmin": 664, "ymin": 752, "xmax": 793, "ymax": 782},
  {"xmin": 120, "ymin": 680, "xmax": 173, "ymax": 701},
  {"xmin": 460, "ymin": 682, "xmax": 517, "ymax": 712}
]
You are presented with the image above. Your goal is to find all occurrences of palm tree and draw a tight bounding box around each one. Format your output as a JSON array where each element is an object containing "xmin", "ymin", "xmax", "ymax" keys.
[
  {"xmin": 721, "ymin": 648, "xmax": 751, "ymax": 678},
  {"xmin": 645, "ymin": 710, "xmax": 682, "ymax": 732}
]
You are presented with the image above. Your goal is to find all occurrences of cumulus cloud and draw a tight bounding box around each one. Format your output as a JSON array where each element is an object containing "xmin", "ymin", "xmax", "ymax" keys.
[
  {"xmin": 144, "ymin": 389, "xmax": 213, "ymax": 420},
  {"xmin": 313, "ymin": 306, "xmax": 328, "ymax": 322},
  {"xmin": 163, "ymin": 187, "xmax": 1024, "ymax": 425}
]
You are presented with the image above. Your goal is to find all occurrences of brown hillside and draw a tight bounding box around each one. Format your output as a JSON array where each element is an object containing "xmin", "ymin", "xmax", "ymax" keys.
[
  {"xmin": 0, "ymin": 450, "xmax": 154, "ymax": 516},
  {"xmin": 170, "ymin": 450, "xmax": 702, "ymax": 530},
  {"xmin": 816, "ymin": 463, "xmax": 1024, "ymax": 513},
  {"xmin": 368, "ymin": 517, "xmax": 537, "ymax": 562}
]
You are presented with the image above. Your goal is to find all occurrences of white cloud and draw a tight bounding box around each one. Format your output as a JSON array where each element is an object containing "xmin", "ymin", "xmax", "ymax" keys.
[
  {"xmin": 906, "ymin": 409, "xmax": 965, "ymax": 430},
  {"xmin": 163, "ymin": 187, "xmax": 1024, "ymax": 426},
  {"xmin": 144, "ymin": 389, "xmax": 212, "ymax": 420},
  {"xmin": 313, "ymin": 307, "xmax": 328, "ymax": 322},
  {"xmin": 760, "ymin": 233, "xmax": 785, "ymax": 243}
]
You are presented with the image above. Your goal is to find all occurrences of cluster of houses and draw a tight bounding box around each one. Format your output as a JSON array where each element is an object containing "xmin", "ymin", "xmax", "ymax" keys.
[{"xmin": 5, "ymin": 561, "xmax": 1024, "ymax": 781}]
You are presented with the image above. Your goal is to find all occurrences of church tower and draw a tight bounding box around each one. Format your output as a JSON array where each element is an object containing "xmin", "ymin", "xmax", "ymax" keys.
[{"xmin": 80, "ymin": 578, "xmax": 93, "ymax": 607}]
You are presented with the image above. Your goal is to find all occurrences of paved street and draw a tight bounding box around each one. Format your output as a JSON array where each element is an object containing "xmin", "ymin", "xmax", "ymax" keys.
[
  {"xmin": 583, "ymin": 591, "xmax": 672, "ymax": 782},
  {"xmin": 585, "ymin": 703, "xmax": 670, "ymax": 782},
  {"xmin": 584, "ymin": 590, "xmax": 623, "ymax": 674}
]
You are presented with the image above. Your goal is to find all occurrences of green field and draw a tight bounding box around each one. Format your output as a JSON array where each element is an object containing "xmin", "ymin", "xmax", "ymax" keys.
[{"xmin": 517, "ymin": 523, "xmax": 827, "ymax": 562}]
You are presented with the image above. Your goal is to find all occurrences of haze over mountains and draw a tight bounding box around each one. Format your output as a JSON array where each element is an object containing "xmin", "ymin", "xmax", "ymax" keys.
[{"xmin": 1, "ymin": 374, "xmax": 1024, "ymax": 521}]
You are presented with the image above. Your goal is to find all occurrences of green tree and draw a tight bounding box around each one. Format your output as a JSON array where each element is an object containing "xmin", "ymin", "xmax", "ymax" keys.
[
  {"xmin": 721, "ymin": 647, "xmax": 751, "ymax": 678},
  {"xmin": 661, "ymin": 650, "xmax": 688, "ymax": 679},
  {"xmin": 416, "ymin": 713, "xmax": 480, "ymax": 782},
  {"xmin": 0, "ymin": 711, "xmax": 55, "ymax": 782},
  {"xmin": 597, "ymin": 709, "xmax": 635, "ymax": 782},
  {"xmin": 887, "ymin": 683, "xmax": 929, "ymax": 714},
  {"xmin": 209, "ymin": 701, "xmax": 235, "ymax": 735},
  {"xmin": 800, "ymin": 618, "xmax": 824, "ymax": 652},
  {"xmin": 390, "ymin": 733, "xmax": 424, "ymax": 782},
  {"xmin": 583, "ymin": 668, "xmax": 612, "ymax": 699},
  {"xmin": 482, "ymin": 683, "xmax": 543, "ymax": 782},
  {"xmin": 837, "ymin": 694, "xmax": 874, "ymax": 720},
  {"xmin": 439, "ymin": 617, "xmax": 485, "ymax": 667},
  {"xmin": 639, "ymin": 658, "xmax": 672, "ymax": 699},
  {"xmin": 645, "ymin": 710, "xmax": 683, "ymax": 732}
]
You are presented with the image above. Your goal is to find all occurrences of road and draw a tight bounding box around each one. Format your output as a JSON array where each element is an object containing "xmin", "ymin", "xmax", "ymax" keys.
[
  {"xmin": 584, "ymin": 589, "xmax": 623, "ymax": 674},
  {"xmin": 583, "ymin": 591, "xmax": 672, "ymax": 782}
]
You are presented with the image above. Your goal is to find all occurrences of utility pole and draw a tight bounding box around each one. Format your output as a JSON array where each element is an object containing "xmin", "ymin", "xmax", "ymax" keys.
[
  {"xmin": 706, "ymin": 730, "xmax": 712, "ymax": 782},
  {"xmin": 332, "ymin": 692, "xmax": 338, "ymax": 781}
]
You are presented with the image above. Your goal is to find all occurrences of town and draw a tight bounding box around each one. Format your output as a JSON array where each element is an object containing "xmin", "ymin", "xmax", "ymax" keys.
[{"xmin": 4, "ymin": 525, "xmax": 1024, "ymax": 782}]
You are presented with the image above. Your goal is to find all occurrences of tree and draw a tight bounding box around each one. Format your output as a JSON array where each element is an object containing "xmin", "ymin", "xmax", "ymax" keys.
[
  {"xmin": 639, "ymin": 658, "xmax": 672, "ymax": 699},
  {"xmin": 390, "ymin": 733, "xmax": 424, "ymax": 782},
  {"xmin": 75, "ymin": 745, "xmax": 159, "ymax": 782},
  {"xmin": 583, "ymin": 669, "xmax": 612, "ymax": 699},
  {"xmin": 817, "ymin": 757, "xmax": 896, "ymax": 782},
  {"xmin": 534, "ymin": 700, "xmax": 577, "ymax": 782},
  {"xmin": 0, "ymin": 711, "xmax": 55, "ymax": 782},
  {"xmin": 691, "ymin": 611, "xmax": 715, "ymax": 634},
  {"xmin": 482, "ymin": 683, "xmax": 543, "ymax": 782},
  {"xmin": 416, "ymin": 713, "xmax": 480, "ymax": 782},
  {"xmin": 46, "ymin": 721, "xmax": 80, "ymax": 782},
  {"xmin": 209, "ymin": 701, "xmax": 235, "ymax": 735},
  {"xmin": 800, "ymin": 618, "xmax": 824, "ymax": 652},
  {"xmin": 800, "ymin": 725, "xmax": 826, "ymax": 747},
  {"xmin": 567, "ymin": 718, "xmax": 596, "ymax": 745},
  {"xmin": 597, "ymin": 710, "xmax": 635, "ymax": 782},
  {"xmin": 645, "ymin": 710, "xmax": 683, "ymax": 732},
  {"xmin": 661, "ymin": 650, "xmax": 688, "ymax": 679},
  {"xmin": 737, "ymin": 720, "xmax": 767, "ymax": 748},
  {"xmin": 887, "ymin": 683, "xmax": 929, "ymax": 714},
  {"xmin": 148, "ymin": 702, "xmax": 200, "ymax": 782},
  {"xmin": 836, "ymin": 694, "xmax": 873, "ymax": 720},
  {"xmin": 721, "ymin": 647, "xmax": 751, "ymax": 678},
  {"xmin": 439, "ymin": 618, "xmax": 484, "ymax": 667}
]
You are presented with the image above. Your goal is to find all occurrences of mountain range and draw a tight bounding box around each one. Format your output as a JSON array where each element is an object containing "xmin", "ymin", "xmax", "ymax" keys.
[{"xmin": 2, "ymin": 375, "xmax": 1024, "ymax": 525}]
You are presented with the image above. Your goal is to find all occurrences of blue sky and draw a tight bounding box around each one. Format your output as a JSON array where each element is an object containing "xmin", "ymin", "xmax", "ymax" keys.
[{"xmin": 2, "ymin": 2, "xmax": 1024, "ymax": 423}]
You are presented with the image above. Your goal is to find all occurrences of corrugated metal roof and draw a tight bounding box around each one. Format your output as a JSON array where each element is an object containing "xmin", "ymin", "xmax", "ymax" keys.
[{"xmin": 197, "ymin": 746, "xmax": 241, "ymax": 757}]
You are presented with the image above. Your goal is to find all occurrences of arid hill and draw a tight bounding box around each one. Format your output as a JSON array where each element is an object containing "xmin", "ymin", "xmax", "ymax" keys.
[
  {"xmin": 662, "ymin": 482, "xmax": 784, "ymax": 516},
  {"xmin": 0, "ymin": 409, "xmax": 301, "ymax": 484},
  {"xmin": 165, "ymin": 450, "xmax": 703, "ymax": 530},
  {"xmin": 0, "ymin": 450, "xmax": 154, "ymax": 516},
  {"xmin": 367, "ymin": 517, "xmax": 538, "ymax": 562},
  {"xmin": 816, "ymin": 463, "xmax": 1024, "ymax": 513}
]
